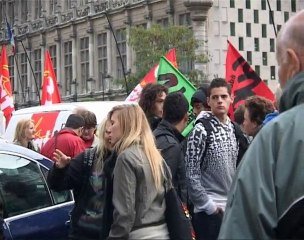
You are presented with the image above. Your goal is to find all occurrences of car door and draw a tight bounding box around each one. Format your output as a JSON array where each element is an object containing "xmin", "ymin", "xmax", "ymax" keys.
[{"xmin": 0, "ymin": 152, "xmax": 73, "ymax": 240}]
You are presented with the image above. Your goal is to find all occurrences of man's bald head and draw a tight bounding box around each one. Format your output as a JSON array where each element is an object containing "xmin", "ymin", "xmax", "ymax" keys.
[{"xmin": 277, "ymin": 10, "xmax": 304, "ymax": 88}]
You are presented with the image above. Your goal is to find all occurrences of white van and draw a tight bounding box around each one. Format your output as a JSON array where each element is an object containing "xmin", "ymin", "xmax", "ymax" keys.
[{"xmin": 4, "ymin": 101, "xmax": 126, "ymax": 148}]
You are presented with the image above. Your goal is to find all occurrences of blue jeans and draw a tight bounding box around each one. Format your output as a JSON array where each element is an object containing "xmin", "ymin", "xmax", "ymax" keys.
[{"xmin": 193, "ymin": 211, "xmax": 223, "ymax": 240}]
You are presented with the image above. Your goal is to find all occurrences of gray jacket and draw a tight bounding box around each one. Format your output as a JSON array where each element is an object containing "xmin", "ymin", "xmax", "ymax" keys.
[
  {"xmin": 219, "ymin": 72, "xmax": 304, "ymax": 239},
  {"xmin": 108, "ymin": 145, "xmax": 167, "ymax": 239}
]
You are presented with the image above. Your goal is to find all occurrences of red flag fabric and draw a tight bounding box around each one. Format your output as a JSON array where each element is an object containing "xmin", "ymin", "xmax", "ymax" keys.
[
  {"xmin": 0, "ymin": 46, "xmax": 15, "ymax": 126},
  {"xmin": 41, "ymin": 50, "xmax": 61, "ymax": 105},
  {"xmin": 126, "ymin": 48, "xmax": 177, "ymax": 101},
  {"xmin": 225, "ymin": 41, "xmax": 275, "ymax": 119}
]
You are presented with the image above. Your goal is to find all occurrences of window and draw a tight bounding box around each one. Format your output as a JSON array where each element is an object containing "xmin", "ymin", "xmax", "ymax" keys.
[
  {"xmin": 49, "ymin": 45, "xmax": 57, "ymax": 77},
  {"xmin": 179, "ymin": 13, "xmax": 191, "ymax": 26},
  {"xmin": 261, "ymin": 0, "xmax": 266, "ymax": 10},
  {"xmin": 262, "ymin": 24, "xmax": 267, "ymax": 38},
  {"xmin": 0, "ymin": 154, "xmax": 52, "ymax": 218},
  {"xmin": 40, "ymin": 167, "xmax": 72, "ymax": 204},
  {"xmin": 65, "ymin": 0, "xmax": 72, "ymax": 10},
  {"xmin": 80, "ymin": 37, "xmax": 90, "ymax": 92},
  {"xmin": 246, "ymin": 0, "xmax": 250, "ymax": 9},
  {"xmin": 115, "ymin": 29, "xmax": 127, "ymax": 80},
  {"xmin": 291, "ymin": 0, "xmax": 296, "ymax": 12},
  {"xmin": 277, "ymin": 24, "xmax": 282, "ymax": 32},
  {"xmin": 246, "ymin": 23, "xmax": 251, "ymax": 37},
  {"xmin": 238, "ymin": 9, "xmax": 243, "ymax": 22},
  {"xmin": 49, "ymin": 0, "xmax": 58, "ymax": 14},
  {"xmin": 262, "ymin": 52, "xmax": 268, "ymax": 65},
  {"xmin": 33, "ymin": 49, "xmax": 42, "ymax": 93},
  {"xmin": 254, "ymin": 38, "xmax": 259, "ymax": 51},
  {"xmin": 255, "ymin": 65, "xmax": 260, "ymax": 76},
  {"xmin": 179, "ymin": 50, "xmax": 194, "ymax": 75},
  {"xmin": 247, "ymin": 51, "xmax": 252, "ymax": 64},
  {"xmin": 269, "ymin": 11, "xmax": 274, "ymax": 24},
  {"xmin": 239, "ymin": 37, "xmax": 244, "ymax": 51},
  {"xmin": 64, "ymin": 41, "xmax": 72, "ymax": 94},
  {"xmin": 35, "ymin": 0, "xmax": 42, "ymax": 19},
  {"xmin": 284, "ymin": 12, "xmax": 289, "ymax": 22},
  {"xmin": 277, "ymin": 0, "xmax": 281, "ymax": 11},
  {"xmin": 230, "ymin": 0, "xmax": 235, "ymax": 8},
  {"xmin": 97, "ymin": 32, "xmax": 108, "ymax": 90},
  {"xmin": 230, "ymin": 22, "xmax": 235, "ymax": 36},
  {"xmin": 271, "ymin": 66, "xmax": 276, "ymax": 80},
  {"xmin": 20, "ymin": 53, "xmax": 28, "ymax": 96},
  {"xmin": 254, "ymin": 10, "xmax": 259, "ymax": 23},
  {"xmin": 8, "ymin": 56, "xmax": 14, "ymax": 93},
  {"xmin": 21, "ymin": 1, "xmax": 28, "ymax": 21},
  {"xmin": 270, "ymin": 39, "xmax": 275, "ymax": 52},
  {"xmin": 157, "ymin": 18, "xmax": 169, "ymax": 27}
]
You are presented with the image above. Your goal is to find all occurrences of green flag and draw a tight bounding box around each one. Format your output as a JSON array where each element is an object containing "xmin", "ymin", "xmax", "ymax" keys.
[{"xmin": 157, "ymin": 56, "xmax": 196, "ymax": 136}]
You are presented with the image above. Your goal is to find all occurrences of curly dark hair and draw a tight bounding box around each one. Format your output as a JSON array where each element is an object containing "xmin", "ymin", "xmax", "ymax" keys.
[
  {"xmin": 245, "ymin": 96, "xmax": 275, "ymax": 125},
  {"xmin": 139, "ymin": 83, "xmax": 168, "ymax": 116}
]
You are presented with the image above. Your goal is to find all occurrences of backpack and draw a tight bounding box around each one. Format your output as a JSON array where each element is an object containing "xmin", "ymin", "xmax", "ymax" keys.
[{"xmin": 195, "ymin": 117, "xmax": 249, "ymax": 167}]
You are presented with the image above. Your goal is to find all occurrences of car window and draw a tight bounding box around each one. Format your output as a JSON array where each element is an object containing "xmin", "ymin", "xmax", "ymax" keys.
[
  {"xmin": 40, "ymin": 166, "xmax": 73, "ymax": 204},
  {"xmin": 0, "ymin": 153, "xmax": 52, "ymax": 218}
]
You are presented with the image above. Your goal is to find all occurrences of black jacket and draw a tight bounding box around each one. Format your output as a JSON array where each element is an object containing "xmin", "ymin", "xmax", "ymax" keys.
[
  {"xmin": 153, "ymin": 120, "xmax": 187, "ymax": 202},
  {"xmin": 146, "ymin": 114, "xmax": 162, "ymax": 131},
  {"xmin": 47, "ymin": 149, "xmax": 117, "ymax": 240}
]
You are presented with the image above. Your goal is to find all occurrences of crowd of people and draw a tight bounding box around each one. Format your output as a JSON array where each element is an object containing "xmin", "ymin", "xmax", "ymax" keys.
[{"xmin": 5, "ymin": 9, "xmax": 304, "ymax": 240}]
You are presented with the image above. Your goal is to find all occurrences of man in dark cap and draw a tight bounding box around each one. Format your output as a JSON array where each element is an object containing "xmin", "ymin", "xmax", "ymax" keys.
[
  {"xmin": 191, "ymin": 84, "xmax": 210, "ymax": 118},
  {"xmin": 41, "ymin": 114, "xmax": 86, "ymax": 160}
]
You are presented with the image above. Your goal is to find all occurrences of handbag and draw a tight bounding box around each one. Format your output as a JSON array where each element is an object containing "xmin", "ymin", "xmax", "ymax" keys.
[{"xmin": 164, "ymin": 167, "xmax": 196, "ymax": 240}]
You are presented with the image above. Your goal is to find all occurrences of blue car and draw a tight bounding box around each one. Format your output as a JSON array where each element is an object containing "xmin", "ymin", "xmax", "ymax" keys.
[{"xmin": 0, "ymin": 140, "xmax": 74, "ymax": 239}]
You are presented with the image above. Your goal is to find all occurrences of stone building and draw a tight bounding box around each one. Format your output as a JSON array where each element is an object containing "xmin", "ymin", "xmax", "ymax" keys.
[{"xmin": 0, "ymin": 0, "xmax": 303, "ymax": 107}]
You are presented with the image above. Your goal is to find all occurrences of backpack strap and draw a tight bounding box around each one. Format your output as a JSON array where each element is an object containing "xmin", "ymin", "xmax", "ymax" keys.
[
  {"xmin": 194, "ymin": 117, "xmax": 213, "ymax": 170},
  {"xmin": 80, "ymin": 147, "xmax": 97, "ymax": 194}
]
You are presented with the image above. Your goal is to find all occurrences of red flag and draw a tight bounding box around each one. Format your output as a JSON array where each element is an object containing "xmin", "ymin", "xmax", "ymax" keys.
[
  {"xmin": 225, "ymin": 41, "xmax": 275, "ymax": 119},
  {"xmin": 0, "ymin": 46, "xmax": 15, "ymax": 126},
  {"xmin": 41, "ymin": 50, "xmax": 61, "ymax": 105},
  {"xmin": 126, "ymin": 48, "xmax": 177, "ymax": 101}
]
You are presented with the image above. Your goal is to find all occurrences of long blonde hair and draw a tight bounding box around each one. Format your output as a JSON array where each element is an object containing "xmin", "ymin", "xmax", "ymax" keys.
[
  {"xmin": 95, "ymin": 118, "xmax": 111, "ymax": 173},
  {"xmin": 13, "ymin": 119, "xmax": 34, "ymax": 146},
  {"xmin": 108, "ymin": 104, "xmax": 164, "ymax": 190}
]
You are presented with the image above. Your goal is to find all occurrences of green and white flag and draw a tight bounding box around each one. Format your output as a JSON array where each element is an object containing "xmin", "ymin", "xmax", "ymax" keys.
[{"xmin": 157, "ymin": 56, "xmax": 196, "ymax": 136}]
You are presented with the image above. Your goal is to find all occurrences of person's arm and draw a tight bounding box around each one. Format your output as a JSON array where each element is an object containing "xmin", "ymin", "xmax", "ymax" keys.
[
  {"xmin": 108, "ymin": 153, "xmax": 136, "ymax": 240},
  {"xmin": 162, "ymin": 143, "xmax": 187, "ymax": 203},
  {"xmin": 47, "ymin": 150, "xmax": 86, "ymax": 192},
  {"xmin": 185, "ymin": 123, "xmax": 218, "ymax": 215},
  {"xmin": 160, "ymin": 142, "xmax": 180, "ymax": 178}
]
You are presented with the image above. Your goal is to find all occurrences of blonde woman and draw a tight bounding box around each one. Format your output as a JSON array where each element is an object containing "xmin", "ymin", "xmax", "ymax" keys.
[
  {"xmin": 13, "ymin": 119, "xmax": 38, "ymax": 151},
  {"xmin": 107, "ymin": 104, "xmax": 169, "ymax": 239},
  {"xmin": 47, "ymin": 119, "xmax": 115, "ymax": 240}
]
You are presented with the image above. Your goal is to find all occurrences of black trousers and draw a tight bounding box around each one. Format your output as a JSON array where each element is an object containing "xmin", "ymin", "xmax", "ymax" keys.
[{"xmin": 193, "ymin": 211, "xmax": 223, "ymax": 240}]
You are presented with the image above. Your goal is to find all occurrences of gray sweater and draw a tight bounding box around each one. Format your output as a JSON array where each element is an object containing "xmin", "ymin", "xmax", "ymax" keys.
[
  {"xmin": 185, "ymin": 113, "xmax": 238, "ymax": 215},
  {"xmin": 108, "ymin": 145, "xmax": 167, "ymax": 239}
]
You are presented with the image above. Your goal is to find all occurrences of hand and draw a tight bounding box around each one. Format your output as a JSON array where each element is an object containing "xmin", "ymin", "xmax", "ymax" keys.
[
  {"xmin": 53, "ymin": 149, "xmax": 71, "ymax": 169},
  {"xmin": 213, "ymin": 207, "xmax": 224, "ymax": 215}
]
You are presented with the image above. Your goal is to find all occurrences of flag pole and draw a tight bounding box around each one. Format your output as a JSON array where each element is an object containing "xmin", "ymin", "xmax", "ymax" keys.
[
  {"xmin": 104, "ymin": 11, "xmax": 129, "ymax": 94},
  {"xmin": 266, "ymin": 0, "xmax": 277, "ymax": 37},
  {"xmin": 19, "ymin": 40, "xmax": 41, "ymax": 104}
]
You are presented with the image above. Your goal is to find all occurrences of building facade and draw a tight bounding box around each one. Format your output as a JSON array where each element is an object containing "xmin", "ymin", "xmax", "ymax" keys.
[{"xmin": 0, "ymin": 0, "xmax": 303, "ymax": 107}]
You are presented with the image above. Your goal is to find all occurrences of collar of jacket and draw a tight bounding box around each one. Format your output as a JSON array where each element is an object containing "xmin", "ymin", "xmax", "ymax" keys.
[
  {"xmin": 280, "ymin": 72, "xmax": 304, "ymax": 113},
  {"xmin": 157, "ymin": 119, "xmax": 184, "ymax": 143}
]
